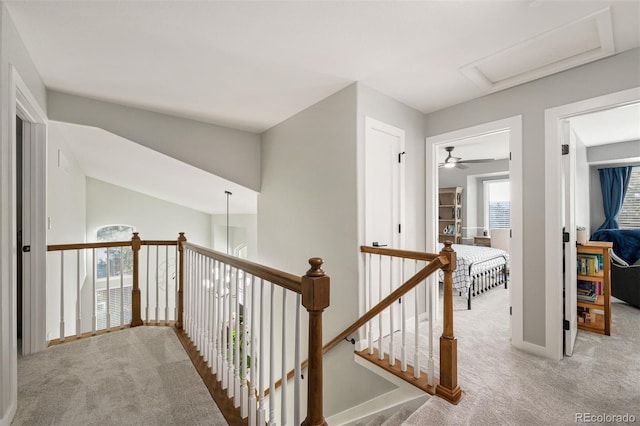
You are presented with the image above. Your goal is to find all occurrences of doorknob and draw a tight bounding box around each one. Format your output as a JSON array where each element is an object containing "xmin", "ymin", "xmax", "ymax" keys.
[
  {"xmin": 372, "ymin": 242, "xmax": 387, "ymax": 247},
  {"xmin": 22, "ymin": 245, "xmax": 31, "ymax": 252}
]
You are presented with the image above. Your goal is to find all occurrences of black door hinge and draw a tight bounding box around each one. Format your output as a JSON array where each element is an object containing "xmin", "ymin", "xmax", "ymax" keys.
[
  {"xmin": 398, "ymin": 224, "xmax": 402, "ymax": 233},
  {"xmin": 398, "ymin": 151, "xmax": 405, "ymax": 163},
  {"xmin": 563, "ymin": 232, "xmax": 570, "ymax": 243},
  {"xmin": 562, "ymin": 144, "xmax": 569, "ymax": 155},
  {"xmin": 563, "ymin": 319, "xmax": 570, "ymax": 330},
  {"xmin": 509, "ymin": 152, "xmax": 512, "ymax": 161},
  {"xmin": 510, "ymin": 306, "xmax": 512, "ymax": 315}
]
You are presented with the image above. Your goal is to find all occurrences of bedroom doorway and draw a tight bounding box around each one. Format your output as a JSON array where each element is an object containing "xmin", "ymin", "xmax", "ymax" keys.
[
  {"xmin": 545, "ymin": 87, "xmax": 640, "ymax": 360},
  {"xmin": 425, "ymin": 115, "xmax": 524, "ymax": 348}
]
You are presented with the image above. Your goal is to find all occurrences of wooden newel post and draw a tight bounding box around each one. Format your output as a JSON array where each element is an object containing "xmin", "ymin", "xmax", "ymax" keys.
[
  {"xmin": 176, "ymin": 232, "xmax": 187, "ymax": 329},
  {"xmin": 301, "ymin": 258, "xmax": 330, "ymax": 426},
  {"xmin": 436, "ymin": 241, "xmax": 462, "ymax": 404},
  {"xmin": 130, "ymin": 232, "xmax": 143, "ymax": 327}
]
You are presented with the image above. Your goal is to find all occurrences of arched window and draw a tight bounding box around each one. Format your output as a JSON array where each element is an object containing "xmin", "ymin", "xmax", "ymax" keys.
[
  {"xmin": 96, "ymin": 225, "xmax": 134, "ymax": 279},
  {"xmin": 95, "ymin": 224, "xmax": 134, "ymax": 329}
]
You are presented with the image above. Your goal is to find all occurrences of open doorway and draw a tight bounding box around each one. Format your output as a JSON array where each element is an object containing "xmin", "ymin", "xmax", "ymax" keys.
[
  {"xmin": 16, "ymin": 116, "xmax": 23, "ymax": 354},
  {"xmin": 546, "ymin": 89, "xmax": 640, "ymax": 358},
  {"xmin": 545, "ymin": 88, "xmax": 640, "ymax": 359},
  {"xmin": 426, "ymin": 115, "xmax": 524, "ymax": 349}
]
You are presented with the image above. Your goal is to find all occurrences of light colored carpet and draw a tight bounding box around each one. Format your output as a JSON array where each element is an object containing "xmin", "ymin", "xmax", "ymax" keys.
[
  {"xmin": 12, "ymin": 326, "xmax": 227, "ymax": 426},
  {"xmin": 390, "ymin": 286, "xmax": 640, "ymax": 426}
]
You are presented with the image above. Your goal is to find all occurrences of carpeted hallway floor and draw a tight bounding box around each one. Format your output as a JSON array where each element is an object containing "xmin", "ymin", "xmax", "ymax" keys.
[
  {"xmin": 12, "ymin": 326, "xmax": 227, "ymax": 426},
  {"xmin": 398, "ymin": 286, "xmax": 640, "ymax": 426}
]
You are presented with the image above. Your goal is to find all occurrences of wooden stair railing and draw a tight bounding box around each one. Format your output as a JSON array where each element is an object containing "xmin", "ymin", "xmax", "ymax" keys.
[
  {"xmin": 48, "ymin": 233, "xmax": 331, "ymax": 425},
  {"xmin": 269, "ymin": 241, "xmax": 462, "ymax": 405},
  {"xmin": 179, "ymin": 240, "xmax": 330, "ymax": 426}
]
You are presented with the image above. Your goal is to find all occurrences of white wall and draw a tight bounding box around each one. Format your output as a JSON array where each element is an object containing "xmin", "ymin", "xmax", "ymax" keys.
[
  {"xmin": 588, "ymin": 140, "xmax": 640, "ymax": 232},
  {"xmin": 210, "ymin": 214, "xmax": 257, "ymax": 260},
  {"xmin": 45, "ymin": 124, "xmax": 86, "ymax": 340},
  {"xmin": 574, "ymin": 131, "xmax": 590, "ymax": 235},
  {"xmin": 86, "ymin": 177, "xmax": 211, "ymax": 245},
  {"xmin": 424, "ymin": 48, "xmax": 640, "ymax": 348},
  {"xmin": 47, "ymin": 90, "xmax": 262, "ymax": 192},
  {"xmin": 0, "ymin": 4, "xmax": 47, "ymax": 424},
  {"xmin": 259, "ymin": 84, "xmax": 396, "ymax": 416}
]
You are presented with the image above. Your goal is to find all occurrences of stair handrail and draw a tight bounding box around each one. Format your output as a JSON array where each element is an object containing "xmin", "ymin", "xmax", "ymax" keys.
[
  {"xmin": 178, "ymin": 239, "xmax": 329, "ymax": 426},
  {"xmin": 321, "ymin": 247, "xmax": 448, "ymax": 355},
  {"xmin": 270, "ymin": 242, "xmax": 461, "ymax": 404}
]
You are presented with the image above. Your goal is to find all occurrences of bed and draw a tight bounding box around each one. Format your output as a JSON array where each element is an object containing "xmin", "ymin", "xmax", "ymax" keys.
[{"xmin": 438, "ymin": 243, "xmax": 509, "ymax": 309}]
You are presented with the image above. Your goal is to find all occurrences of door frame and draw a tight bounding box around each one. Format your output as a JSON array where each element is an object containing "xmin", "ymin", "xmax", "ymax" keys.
[
  {"xmin": 425, "ymin": 115, "xmax": 523, "ymax": 349},
  {"xmin": 544, "ymin": 86, "xmax": 640, "ymax": 360},
  {"xmin": 9, "ymin": 65, "xmax": 48, "ymax": 355},
  {"xmin": 357, "ymin": 116, "xmax": 406, "ymax": 349}
]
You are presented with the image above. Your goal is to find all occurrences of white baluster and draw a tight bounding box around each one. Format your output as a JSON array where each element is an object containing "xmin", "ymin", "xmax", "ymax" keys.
[
  {"xmin": 217, "ymin": 261, "xmax": 224, "ymax": 381},
  {"xmin": 222, "ymin": 264, "xmax": 229, "ymax": 390},
  {"xmin": 199, "ymin": 254, "xmax": 204, "ymax": 351},
  {"xmin": 401, "ymin": 258, "xmax": 407, "ymax": 372},
  {"xmin": 389, "ymin": 256, "xmax": 395, "ymax": 366},
  {"xmin": 249, "ymin": 275, "xmax": 258, "ymax": 426},
  {"xmin": 208, "ymin": 257, "xmax": 215, "ymax": 368},
  {"xmin": 175, "ymin": 245, "xmax": 178, "ymax": 322},
  {"xmin": 240, "ymin": 272, "xmax": 250, "ymax": 418},
  {"xmin": 378, "ymin": 255, "xmax": 383, "ymax": 360},
  {"xmin": 427, "ymin": 261, "xmax": 434, "ymax": 385},
  {"xmin": 59, "ymin": 251, "xmax": 65, "ymax": 341},
  {"xmin": 184, "ymin": 250, "xmax": 190, "ymax": 336},
  {"xmin": 120, "ymin": 247, "xmax": 124, "ymax": 327},
  {"xmin": 414, "ymin": 260, "xmax": 421, "ymax": 380},
  {"xmin": 146, "ymin": 245, "xmax": 150, "ymax": 324},
  {"xmin": 227, "ymin": 267, "xmax": 235, "ymax": 397},
  {"xmin": 281, "ymin": 288, "xmax": 288, "ymax": 425},
  {"xmin": 165, "ymin": 245, "xmax": 169, "ymax": 326},
  {"xmin": 203, "ymin": 256, "xmax": 209, "ymax": 365},
  {"xmin": 269, "ymin": 283, "xmax": 275, "ymax": 426},
  {"xmin": 76, "ymin": 249, "xmax": 81, "ymax": 337},
  {"xmin": 294, "ymin": 293, "xmax": 301, "ymax": 426},
  {"xmin": 257, "ymin": 279, "xmax": 266, "ymax": 426},
  {"xmin": 155, "ymin": 245, "xmax": 159, "ymax": 325},
  {"xmin": 92, "ymin": 248, "xmax": 96, "ymax": 334},
  {"xmin": 234, "ymin": 268, "xmax": 241, "ymax": 407},
  {"xmin": 367, "ymin": 253, "xmax": 373, "ymax": 355},
  {"xmin": 106, "ymin": 248, "xmax": 110, "ymax": 330},
  {"xmin": 211, "ymin": 259, "xmax": 218, "ymax": 374}
]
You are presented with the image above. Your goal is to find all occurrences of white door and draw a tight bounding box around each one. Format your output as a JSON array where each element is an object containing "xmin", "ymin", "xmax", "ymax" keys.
[
  {"xmin": 562, "ymin": 120, "xmax": 578, "ymax": 356},
  {"xmin": 365, "ymin": 117, "xmax": 404, "ymax": 339}
]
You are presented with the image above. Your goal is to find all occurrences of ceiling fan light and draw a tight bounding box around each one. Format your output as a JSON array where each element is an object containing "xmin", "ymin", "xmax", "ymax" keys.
[{"xmin": 443, "ymin": 162, "xmax": 455, "ymax": 169}]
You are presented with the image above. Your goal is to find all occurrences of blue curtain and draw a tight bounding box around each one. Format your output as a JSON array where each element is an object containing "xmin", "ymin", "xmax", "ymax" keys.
[{"xmin": 597, "ymin": 166, "xmax": 633, "ymax": 230}]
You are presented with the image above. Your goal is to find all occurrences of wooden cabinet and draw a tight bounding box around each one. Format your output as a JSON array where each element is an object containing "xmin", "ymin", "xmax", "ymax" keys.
[
  {"xmin": 577, "ymin": 241, "xmax": 612, "ymax": 336},
  {"xmin": 438, "ymin": 187, "xmax": 463, "ymax": 244}
]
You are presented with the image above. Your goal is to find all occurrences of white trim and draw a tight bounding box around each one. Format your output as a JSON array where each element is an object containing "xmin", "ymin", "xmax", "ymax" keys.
[
  {"xmin": 364, "ymin": 117, "xmax": 406, "ymax": 249},
  {"xmin": 11, "ymin": 66, "xmax": 48, "ymax": 356},
  {"xmin": 544, "ymin": 87, "xmax": 640, "ymax": 361},
  {"xmin": 425, "ymin": 115, "xmax": 524, "ymax": 350}
]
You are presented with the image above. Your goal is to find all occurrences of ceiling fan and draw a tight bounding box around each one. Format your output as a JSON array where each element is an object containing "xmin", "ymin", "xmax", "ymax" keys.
[{"xmin": 439, "ymin": 146, "xmax": 495, "ymax": 169}]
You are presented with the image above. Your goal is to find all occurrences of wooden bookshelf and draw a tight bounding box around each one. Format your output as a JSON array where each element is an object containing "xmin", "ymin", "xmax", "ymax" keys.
[
  {"xmin": 577, "ymin": 241, "xmax": 612, "ymax": 336},
  {"xmin": 438, "ymin": 187, "xmax": 463, "ymax": 244}
]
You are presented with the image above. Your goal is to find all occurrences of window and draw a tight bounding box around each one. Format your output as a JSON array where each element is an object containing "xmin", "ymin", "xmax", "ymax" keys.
[
  {"xmin": 484, "ymin": 179, "xmax": 510, "ymax": 230},
  {"xmin": 95, "ymin": 225, "xmax": 134, "ymax": 328},
  {"xmin": 96, "ymin": 225, "xmax": 134, "ymax": 279},
  {"xmin": 620, "ymin": 166, "xmax": 640, "ymax": 229}
]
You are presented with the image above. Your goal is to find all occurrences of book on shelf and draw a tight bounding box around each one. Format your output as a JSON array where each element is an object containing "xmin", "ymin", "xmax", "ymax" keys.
[
  {"xmin": 577, "ymin": 287, "xmax": 597, "ymax": 303},
  {"xmin": 577, "ymin": 279, "xmax": 603, "ymax": 296},
  {"xmin": 577, "ymin": 253, "xmax": 603, "ymax": 275}
]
